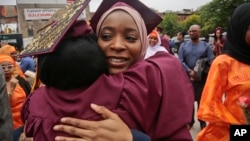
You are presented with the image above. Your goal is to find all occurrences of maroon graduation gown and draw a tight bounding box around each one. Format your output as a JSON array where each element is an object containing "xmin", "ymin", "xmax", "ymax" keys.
[{"xmin": 22, "ymin": 52, "xmax": 194, "ymax": 141}]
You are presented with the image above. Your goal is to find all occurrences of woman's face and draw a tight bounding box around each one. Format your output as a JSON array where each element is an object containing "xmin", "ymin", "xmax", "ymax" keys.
[
  {"xmin": 148, "ymin": 36, "xmax": 158, "ymax": 47},
  {"xmin": 98, "ymin": 10, "xmax": 142, "ymax": 74},
  {"xmin": 245, "ymin": 26, "xmax": 250, "ymax": 45},
  {"xmin": 0, "ymin": 61, "xmax": 14, "ymax": 79},
  {"xmin": 215, "ymin": 29, "xmax": 221, "ymax": 38}
]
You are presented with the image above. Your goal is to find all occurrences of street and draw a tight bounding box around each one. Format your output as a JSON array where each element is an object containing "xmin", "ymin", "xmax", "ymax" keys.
[{"xmin": 190, "ymin": 102, "xmax": 201, "ymax": 141}]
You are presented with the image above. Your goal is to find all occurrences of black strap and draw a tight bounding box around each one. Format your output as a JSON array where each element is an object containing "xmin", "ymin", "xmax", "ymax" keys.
[{"xmin": 16, "ymin": 75, "xmax": 31, "ymax": 96}]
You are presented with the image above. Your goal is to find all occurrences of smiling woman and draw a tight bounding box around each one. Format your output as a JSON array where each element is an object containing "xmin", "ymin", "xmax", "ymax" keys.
[
  {"xmin": 145, "ymin": 30, "xmax": 168, "ymax": 59},
  {"xmin": 97, "ymin": 9, "xmax": 142, "ymax": 74},
  {"xmin": 19, "ymin": 0, "xmax": 194, "ymax": 141},
  {"xmin": 52, "ymin": 0, "xmax": 194, "ymax": 140}
]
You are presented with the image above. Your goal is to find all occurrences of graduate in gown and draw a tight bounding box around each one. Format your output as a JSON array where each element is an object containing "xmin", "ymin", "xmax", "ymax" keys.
[{"xmin": 21, "ymin": 0, "xmax": 194, "ymax": 141}]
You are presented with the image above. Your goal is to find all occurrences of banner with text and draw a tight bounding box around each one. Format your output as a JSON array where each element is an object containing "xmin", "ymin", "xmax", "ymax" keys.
[{"xmin": 24, "ymin": 8, "xmax": 59, "ymax": 20}]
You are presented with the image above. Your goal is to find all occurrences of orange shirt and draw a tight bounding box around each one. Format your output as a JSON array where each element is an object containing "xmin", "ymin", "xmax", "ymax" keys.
[
  {"xmin": 197, "ymin": 54, "xmax": 250, "ymax": 141},
  {"xmin": 10, "ymin": 84, "xmax": 26, "ymax": 129}
]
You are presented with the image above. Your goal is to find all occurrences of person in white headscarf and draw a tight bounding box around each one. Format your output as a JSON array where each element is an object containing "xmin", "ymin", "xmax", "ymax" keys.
[{"xmin": 144, "ymin": 30, "xmax": 168, "ymax": 59}]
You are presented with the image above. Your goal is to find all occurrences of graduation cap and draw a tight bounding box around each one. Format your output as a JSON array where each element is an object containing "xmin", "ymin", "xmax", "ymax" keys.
[
  {"xmin": 90, "ymin": 0, "xmax": 162, "ymax": 34},
  {"xmin": 20, "ymin": 0, "xmax": 91, "ymax": 57}
]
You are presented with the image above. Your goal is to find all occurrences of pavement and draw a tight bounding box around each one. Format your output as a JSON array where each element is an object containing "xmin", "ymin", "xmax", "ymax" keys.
[
  {"xmin": 173, "ymin": 54, "xmax": 203, "ymax": 141},
  {"xmin": 189, "ymin": 102, "xmax": 201, "ymax": 141}
]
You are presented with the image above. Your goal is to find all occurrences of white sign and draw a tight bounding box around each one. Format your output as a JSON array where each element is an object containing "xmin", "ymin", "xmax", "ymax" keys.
[{"xmin": 24, "ymin": 8, "xmax": 59, "ymax": 20}]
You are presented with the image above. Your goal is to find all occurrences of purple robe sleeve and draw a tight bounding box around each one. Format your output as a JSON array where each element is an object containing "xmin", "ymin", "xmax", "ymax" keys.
[
  {"xmin": 160, "ymin": 38, "xmax": 171, "ymax": 53},
  {"xmin": 116, "ymin": 52, "xmax": 194, "ymax": 141}
]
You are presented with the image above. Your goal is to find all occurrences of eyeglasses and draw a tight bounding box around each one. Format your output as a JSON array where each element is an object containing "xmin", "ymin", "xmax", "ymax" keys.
[{"xmin": 1, "ymin": 64, "xmax": 14, "ymax": 70}]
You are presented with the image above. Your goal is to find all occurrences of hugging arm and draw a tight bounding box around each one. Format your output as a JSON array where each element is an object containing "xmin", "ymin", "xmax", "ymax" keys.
[{"xmin": 53, "ymin": 104, "xmax": 151, "ymax": 141}]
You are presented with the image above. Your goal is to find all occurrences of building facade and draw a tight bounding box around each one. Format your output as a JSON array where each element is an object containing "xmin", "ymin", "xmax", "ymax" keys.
[
  {"xmin": 17, "ymin": 0, "xmax": 91, "ymax": 39},
  {"xmin": 176, "ymin": 9, "xmax": 194, "ymax": 22}
]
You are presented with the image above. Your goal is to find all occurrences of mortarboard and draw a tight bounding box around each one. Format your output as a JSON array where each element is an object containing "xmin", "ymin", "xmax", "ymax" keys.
[
  {"xmin": 90, "ymin": 0, "xmax": 162, "ymax": 34},
  {"xmin": 20, "ymin": 0, "xmax": 91, "ymax": 57}
]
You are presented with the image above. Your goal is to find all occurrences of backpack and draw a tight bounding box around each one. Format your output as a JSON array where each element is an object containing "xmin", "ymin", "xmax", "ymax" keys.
[
  {"xmin": 193, "ymin": 58, "xmax": 210, "ymax": 81},
  {"xmin": 16, "ymin": 75, "xmax": 31, "ymax": 96}
]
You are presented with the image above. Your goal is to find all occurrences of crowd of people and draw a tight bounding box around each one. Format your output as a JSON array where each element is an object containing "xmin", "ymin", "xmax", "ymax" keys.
[{"xmin": 0, "ymin": 0, "xmax": 250, "ymax": 141}]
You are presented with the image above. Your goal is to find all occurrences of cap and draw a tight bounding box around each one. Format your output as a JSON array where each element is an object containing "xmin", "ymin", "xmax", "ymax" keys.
[
  {"xmin": 20, "ymin": 0, "xmax": 91, "ymax": 57},
  {"xmin": 90, "ymin": 0, "xmax": 162, "ymax": 34}
]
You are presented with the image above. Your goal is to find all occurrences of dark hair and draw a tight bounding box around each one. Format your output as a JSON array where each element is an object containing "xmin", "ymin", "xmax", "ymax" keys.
[
  {"xmin": 38, "ymin": 33, "xmax": 108, "ymax": 90},
  {"xmin": 165, "ymin": 32, "xmax": 171, "ymax": 36},
  {"xmin": 156, "ymin": 27, "xmax": 163, "ymax": 33},
  {"xmin": 214, "ymin": 27, "xmax": 223, "ymax": 40},
  {"xmin": 178, "ymin": 31, "xmax": 186, "ymax": 37}
]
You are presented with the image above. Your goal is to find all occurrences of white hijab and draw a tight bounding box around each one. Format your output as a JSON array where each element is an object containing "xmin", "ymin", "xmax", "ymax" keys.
[{"xmin": 144, "ymin": 30, "xmax": 168, "ymax": 59}]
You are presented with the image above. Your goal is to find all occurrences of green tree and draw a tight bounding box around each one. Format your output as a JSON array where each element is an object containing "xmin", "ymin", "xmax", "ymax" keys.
[
  {"xmin": 198, "ymin": 0, "xmax": 250, "ymax": 35},
  {"xmin": 160, "ymin": 12, "xmax": 183, "ymax": 37},
  {"xmin": 159, "ymin": 0, "xmax": 249, "ymax": 38},
  {"xmin": 182, "ymin": 14, "xmax": 201, "ymax": 31}
]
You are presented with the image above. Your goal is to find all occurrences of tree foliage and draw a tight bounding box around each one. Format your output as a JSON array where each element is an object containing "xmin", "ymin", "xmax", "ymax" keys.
[
  {"xmin": 182, "ymin": 14, "xmax": 201, "ymax": 31},
  {"xmin": 160, "ymin": 12, "xmax": 183, "ymax": 37},
  {"xmin": 160, "ymin": 0, "xmax": 250, "ymax": 37},
  {"xmin": 199, "ymin": 0, "xmax": 250, "ymax": 34}
]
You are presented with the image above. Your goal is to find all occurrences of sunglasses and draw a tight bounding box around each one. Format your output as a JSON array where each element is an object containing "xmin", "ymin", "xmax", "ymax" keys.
[{"xmin": 1, "ymin": 64, "xmax": 14, "ymax": 70}]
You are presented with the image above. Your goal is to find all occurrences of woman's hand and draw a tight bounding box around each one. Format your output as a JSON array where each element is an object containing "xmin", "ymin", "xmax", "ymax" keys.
[
  {"xmin": 18, "ymin": 131, "xmax": 33, "ymax": 141},
  {"xmin": 189, "ymin": 70, "xmax": 196, "ymax": 80},
  {"xmin": 53, "ymin": 103, "xmax": 133, "ymax": 141},
  {"xmin": 17, "ymin": 123, "xmax": 33, "ymax": 141}
]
